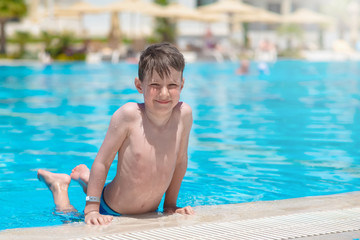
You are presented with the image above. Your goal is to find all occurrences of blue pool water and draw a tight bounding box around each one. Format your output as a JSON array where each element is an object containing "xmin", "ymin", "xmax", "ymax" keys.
[{"xmin": 1, "ymin": 60, "xmax": 360, "ymax": 230}]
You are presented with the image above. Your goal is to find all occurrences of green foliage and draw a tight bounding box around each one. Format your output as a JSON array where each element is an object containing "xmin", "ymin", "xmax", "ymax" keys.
[
  {"xmin": 146, "ymin": 35, "xmax": 161, "ymax": 44},
  {"xmin": 155, "ymin": 0, "xmax": 167, "ymax": 5},
  {"xmin": 154, "ymin": 18, "xmax": 176, "ymax": 43},
  {"xmin": 153, "ymin": 0, "xmax": 175, "ymax": 43},
  {"xmin": 277, "ymin": 48, "xmax": 303, "ymax": 59},
  {"xmin": 277, "ymin": 24, "xmax": 304, "ymax": 51},
  {"xmin": 43, "ymin": 32, "xmax": 83, "ymax": 60},
  {"xmin": 243, "ymin": 22, "xmax": 250, "ymax": 49},
  {"xmin": 0, "ymin": 0, "xmax": 27, "ymax": 54},
  {"xmin": 0, "ymin": 0, "xmax": 27, "ymax": 18},
  {"xmin": 122, "ymin": 36, "xmax": 133, "ymax": 45},
  {"xmin": 5, "ymin": 29, "xmax": 97, "ymax": 61},
  {"xmin": 56, "ymin": 53, "xmax": 86, "ymax": 61},
  {"xmin": 39, "ymin": 31, "xmax": 54, "ymax": 49},
  {"xmin": 277, "ymin": 24, "xmax": 303, "ymax": 39},
  {"xmin": 11, "ymin": 30, "xmax": 31, "ymax": 57}
]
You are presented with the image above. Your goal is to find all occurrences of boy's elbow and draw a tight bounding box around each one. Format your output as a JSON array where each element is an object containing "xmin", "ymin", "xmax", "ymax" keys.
[
  {"xmin": 176, "ymin": 157, "xmax": 188, "ymax": 173},
  {"xmin": 92, "ymin": 159, "xmax": 111, "ymax": 171}
]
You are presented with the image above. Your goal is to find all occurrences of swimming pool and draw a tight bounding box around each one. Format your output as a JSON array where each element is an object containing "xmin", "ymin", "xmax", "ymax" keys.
[{"xmin": 1, "ymin": 60, "xmax": 360, "ymax": 230}]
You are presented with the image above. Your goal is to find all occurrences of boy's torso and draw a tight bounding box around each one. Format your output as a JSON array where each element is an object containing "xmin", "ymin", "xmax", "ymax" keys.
[{"xmin": 105, "ymin": 102, "xmax": 185, "ymax": 214}]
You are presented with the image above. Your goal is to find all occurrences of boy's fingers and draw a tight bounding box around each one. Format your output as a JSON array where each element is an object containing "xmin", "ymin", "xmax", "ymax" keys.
[
  {"xmin": 99, "ymin": 217, "xmax": 106, "ymax": 225},
  {"xmin": 86, "ymin": 218, "xmax": 92, "ymax": 225},
  {"xmin": 187, "ymin": 206, "xmax": 195, "ymax": 214},
  {"xmin": 177, "ymin": 206, "xmax": 194, "ymax": 215},
  {"xmin": 104, "ymin": 216, "xmax": 111, "ymax": 224},
  {"xmin": 175, "ymin": 208, "xmax": 184, "ymax": 214},
  {"xmin": 90, "ymin": 218, "xmax": 99, "ymax": 225},
  {"xmin": 85, "ymin": 214, "xmax": 113, "ymax": 225},
  {"xmin": 99, "ymin": 215, "xmax": 113, "ymax": 225}
]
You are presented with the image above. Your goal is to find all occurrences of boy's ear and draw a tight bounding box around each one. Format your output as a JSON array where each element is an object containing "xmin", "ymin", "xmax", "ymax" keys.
[
  {"xmin": 135, "ymin": 77, "xmax": 143, "ymax": 93},
  {"xmin": 181, "ymin": 78, "xmax": 185, "ymax": 90}
]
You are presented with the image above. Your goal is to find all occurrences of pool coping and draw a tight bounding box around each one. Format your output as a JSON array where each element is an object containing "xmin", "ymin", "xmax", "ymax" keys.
[{"xmin": 1, "ymin": 191, "xmax": 360, "ymax": 240}]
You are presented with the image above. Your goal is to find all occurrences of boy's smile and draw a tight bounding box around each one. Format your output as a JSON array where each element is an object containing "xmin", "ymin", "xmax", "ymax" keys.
[{"xmin": 156, "ymin": 100, "xmax": 171, "ymax": 104}]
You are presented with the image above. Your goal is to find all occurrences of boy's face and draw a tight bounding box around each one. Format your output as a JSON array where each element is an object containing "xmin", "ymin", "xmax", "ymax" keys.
[{"xmin": 135, "ymin": 67, "xmax": 184, "ymax": 114}]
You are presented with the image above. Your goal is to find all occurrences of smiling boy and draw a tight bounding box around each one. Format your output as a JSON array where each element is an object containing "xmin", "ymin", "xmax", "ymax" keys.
[{"xmin": 38, "ymin": 42, "xmax": 194, "ymax": 225}]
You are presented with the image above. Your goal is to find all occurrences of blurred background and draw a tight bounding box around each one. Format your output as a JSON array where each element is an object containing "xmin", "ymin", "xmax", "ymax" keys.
[{"xmin": 0, "ymin": 0, "xmax": 359, "ymax": 63}]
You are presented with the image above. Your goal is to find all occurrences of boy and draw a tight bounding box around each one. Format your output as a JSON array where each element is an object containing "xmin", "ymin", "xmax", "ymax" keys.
[{"xmin": 37, "ymin": 42, "xmax": 194, "ymax": 225}]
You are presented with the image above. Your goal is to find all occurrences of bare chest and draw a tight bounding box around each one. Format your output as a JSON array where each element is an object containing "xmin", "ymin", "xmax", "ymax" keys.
[{"xmin": 119, "ymin": 124, "xmax": 181, "ymax": 184}]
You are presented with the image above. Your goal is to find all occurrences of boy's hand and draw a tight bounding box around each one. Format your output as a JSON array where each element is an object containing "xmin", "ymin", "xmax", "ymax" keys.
[
  {"xmin": 164, "ymin": 206, "xmax": 195, "ymax": 215},
  {"xmin": 175, "ymin": 206, "xmax": 195, "ymax": 215},
  {"xmin": 85, "ymin": 211, "xmax": 113, "ymax": 225}
]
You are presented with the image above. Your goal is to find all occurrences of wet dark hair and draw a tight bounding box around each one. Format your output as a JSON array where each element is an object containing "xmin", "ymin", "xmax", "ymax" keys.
[{"xmin": 138, "ymin": 42, "xmax": 185, "ymax": 82}]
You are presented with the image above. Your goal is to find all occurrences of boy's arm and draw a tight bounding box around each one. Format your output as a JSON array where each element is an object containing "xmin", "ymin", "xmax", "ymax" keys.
[
  {"xmin": 84, "ymin": 105, "xmax": 132, "ymax": 224},
  {"xmin": 163, "ymin": 104, "xmax": 194, "ymax": 215}
]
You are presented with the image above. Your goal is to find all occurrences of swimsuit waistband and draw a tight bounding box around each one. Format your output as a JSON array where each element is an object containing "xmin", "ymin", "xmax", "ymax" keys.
[{"xmin": 99, "ymin": 185, "xmax": 121, "ymax": 216}]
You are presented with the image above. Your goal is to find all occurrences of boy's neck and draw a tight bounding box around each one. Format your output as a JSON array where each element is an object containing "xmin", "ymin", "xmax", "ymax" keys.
[{"xmin": 143, "ymin": 107, "xmax": 173, "ymax": 128}]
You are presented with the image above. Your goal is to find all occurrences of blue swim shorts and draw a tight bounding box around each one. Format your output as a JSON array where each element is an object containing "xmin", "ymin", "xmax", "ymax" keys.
[{"xmin": 99, "ymin": 185, "xmax": 121, "ymax": 216}]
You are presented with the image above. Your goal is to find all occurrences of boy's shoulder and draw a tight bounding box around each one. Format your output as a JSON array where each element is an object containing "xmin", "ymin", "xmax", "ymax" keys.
[
  {"xmin": 176, "ymin": 102, "xmax": 192, "ymax": 122},
  {"xmin": 177, "ymin": 102, "xmax": 192, "ymax": 114},
  {"xmin": 112, "ymin": 102, "xmax": 141, "ymax": 122}
]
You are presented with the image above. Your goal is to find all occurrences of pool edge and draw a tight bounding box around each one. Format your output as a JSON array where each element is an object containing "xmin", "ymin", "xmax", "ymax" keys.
[{"xmin": 1, "ymin": 191, "xmax": 360, "ymax": 240}]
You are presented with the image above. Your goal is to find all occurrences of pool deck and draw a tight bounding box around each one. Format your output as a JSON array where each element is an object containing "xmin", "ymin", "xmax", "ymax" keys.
[{"xmin": 1, "ymin": 191, "xmax": 360, "ymax": 240}]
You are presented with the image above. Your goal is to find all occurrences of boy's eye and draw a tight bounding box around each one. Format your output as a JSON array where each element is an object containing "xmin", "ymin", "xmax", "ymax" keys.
[
  {"xmin": 169, "ymin": 84, "xmax": 178, "ymax": 88},
  {"xmin": 150, "ymin": 83, "xmax": 160, "ymax": 87}
]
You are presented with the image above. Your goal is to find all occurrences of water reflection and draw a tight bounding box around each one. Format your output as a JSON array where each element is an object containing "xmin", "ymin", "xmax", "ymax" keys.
[{"xmin": 185, "ymin": 61, "xmax": 360, "ymax": 205}]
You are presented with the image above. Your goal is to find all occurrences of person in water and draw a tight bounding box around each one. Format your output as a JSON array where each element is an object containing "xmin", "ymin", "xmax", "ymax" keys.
[
  {"xmin": 236, "ymin": 59, "xmax": 250, "ymax": 75},
  {"xmin": 38, "ymin": 42, "xmax": 194, "ymax": 225}
]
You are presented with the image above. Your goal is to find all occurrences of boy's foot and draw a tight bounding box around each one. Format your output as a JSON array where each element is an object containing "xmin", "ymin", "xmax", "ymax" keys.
[
  {"xmin": 70, "ymin": 164, "xmax": 90, "ymax": 194},
  {"xmin": 37, "ymin": 169, "xmax": 71, "ymax": 192},
  {"xmin": 37, "ymin": 169, "xmax": 76, "ymax": 212}
]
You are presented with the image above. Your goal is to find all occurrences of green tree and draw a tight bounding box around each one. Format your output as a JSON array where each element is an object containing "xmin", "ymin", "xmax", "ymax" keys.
[
  {"xmin": 40, "ymin": 31, "xmax": 54, "ymax": 50},
  {"xmin": 0, "ymin": 0, "xmax": 27, "ymax": 54},
  {"xmin": 12, "ymin": 30, "xmax": 31, "ymax": 57},
  {"xmin": 154, "ymin": 0, "xmax": 175, "ymax": 43},
  {"xmin": 41, "ymin": 32, "xmax": 86, "ymax": 61},
  {"xmin": 276, "ymin": 23, "xmax": 304, "ymax": 58},
  {"xmin": 46, "ymin": 32, "xmax": 74, "ymax": 59},
  {"xmin": 277, "ymin": 23, "xmax": 303, "ymax": 50}
]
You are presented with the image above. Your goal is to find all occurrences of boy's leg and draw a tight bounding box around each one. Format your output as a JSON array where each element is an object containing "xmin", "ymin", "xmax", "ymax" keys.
[
  {"xmin": 70, "ymin": 164, "xmax": 90, "ymax": 194},
  {"xmin": 37, "ymin": 169, "xmax": 76, "ymax": 212}
]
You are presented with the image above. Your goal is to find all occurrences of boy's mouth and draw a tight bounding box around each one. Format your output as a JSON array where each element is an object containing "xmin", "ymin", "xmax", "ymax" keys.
[{"xmin": 155, "ymin": 100, "xmax": 171, "ymax": 104}]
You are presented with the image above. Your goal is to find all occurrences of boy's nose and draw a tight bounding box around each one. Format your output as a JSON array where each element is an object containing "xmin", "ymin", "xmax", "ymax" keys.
[{"xmin": 159, "ymin": 86, "xmax": 169, "ymax": 97}]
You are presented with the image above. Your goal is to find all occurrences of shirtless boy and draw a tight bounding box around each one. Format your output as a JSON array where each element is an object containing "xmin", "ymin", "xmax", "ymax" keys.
[{"xmin": 37, "ymin": 42, "xmax": 194, "ymax": 225}]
